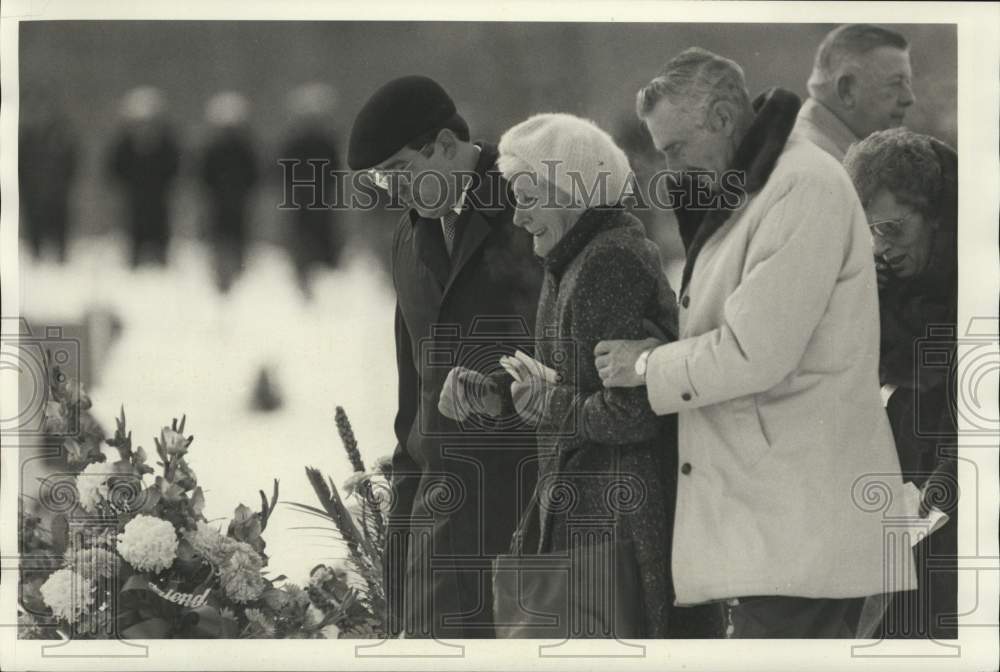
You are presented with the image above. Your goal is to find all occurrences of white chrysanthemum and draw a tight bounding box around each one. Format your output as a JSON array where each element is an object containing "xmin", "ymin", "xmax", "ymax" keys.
[
  {"xmin": 39, "ymin": 568, "xmax": 95, "ymax": 623},
  {"xmin": 75, "ymin": 462, "xmax": 112, "ymax": 513},
  {"xmin": 321, "ymin": 622, "xmax": 341, "ymax": 639},
  {"xmin": 117, "ymin": 515, "xmax": 178, "ymax": 573}
]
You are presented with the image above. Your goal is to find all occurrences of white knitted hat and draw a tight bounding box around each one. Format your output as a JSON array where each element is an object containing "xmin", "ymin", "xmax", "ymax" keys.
[{"xmin": 498, "ymin": 113, "xmax": 634, "ymax": 208}]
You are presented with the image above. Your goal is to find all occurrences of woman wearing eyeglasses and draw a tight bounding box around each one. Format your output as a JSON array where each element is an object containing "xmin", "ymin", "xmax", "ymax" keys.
[{"xmin": 843, "ymin": 127, "xmax": 958, "ymax": 640}]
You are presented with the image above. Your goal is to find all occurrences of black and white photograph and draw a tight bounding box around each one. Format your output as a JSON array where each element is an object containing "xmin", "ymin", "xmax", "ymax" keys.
[{"xmin": 1, "ymin": 1, "xmax": 997, "ymax": 670}]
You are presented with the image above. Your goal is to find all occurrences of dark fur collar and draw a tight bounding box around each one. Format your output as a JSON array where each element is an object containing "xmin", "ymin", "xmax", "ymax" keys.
[
  {"xmin": 543, "ymin": 205, "xmax": 633, "ymax": 276},
  {"xmin": 676, "ymin": 87, "xmax": 801, "ymax": 294}
]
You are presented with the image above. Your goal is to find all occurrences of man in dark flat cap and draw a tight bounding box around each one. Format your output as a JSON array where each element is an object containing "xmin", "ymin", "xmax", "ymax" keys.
[{"xmin": 349, "ymin": 75, "xmax": 542, "ymax": 639}]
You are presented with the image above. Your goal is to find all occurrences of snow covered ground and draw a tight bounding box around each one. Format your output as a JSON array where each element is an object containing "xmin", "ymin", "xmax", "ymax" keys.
[
  {"xmin": 20, "ymin": 235, "xmax": 398, "ymax": 585},
  {"xmin": 18, "ymin": 233, "xmax": 685, "ymax": 586}
]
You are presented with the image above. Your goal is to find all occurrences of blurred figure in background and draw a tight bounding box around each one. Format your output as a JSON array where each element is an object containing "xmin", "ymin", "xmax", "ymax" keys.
[
  {"xmin": 19, "ymin": 87, "xmax": 79, "ymax": 263},
  {"xmin": 280, "ymin": 82, "xmax": 345, "ymax": 299},
  {"xmin": 844, "ymin": 128, "xmax": 958, "ymax": 640},
  {"xmin": 200, "ymin": 91, "xmax": 259, "ymax": 293},
  {"xmin": 107, "ymin": 86, "xmax": 181, "ymax": 268},
  {"xmin": 795, "ymin": 24, "xmax": 915, "ymax": 161}
]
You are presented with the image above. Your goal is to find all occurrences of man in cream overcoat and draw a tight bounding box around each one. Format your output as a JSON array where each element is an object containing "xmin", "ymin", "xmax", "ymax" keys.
[{"xmin": 594, "ymin": 47, "xmax": 917, "ymax": 638}]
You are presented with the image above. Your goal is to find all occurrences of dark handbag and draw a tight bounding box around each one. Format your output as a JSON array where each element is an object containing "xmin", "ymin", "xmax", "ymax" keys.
[{"xmin": 492, "ymin": 487, "xmax": 643, "ymax": 638}]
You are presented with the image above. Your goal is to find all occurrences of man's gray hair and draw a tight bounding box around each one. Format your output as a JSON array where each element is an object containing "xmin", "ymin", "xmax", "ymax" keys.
[
  {"xmin": 807, "ymin": 24, "xmax": 909, "ymax": 98},
  {"xmin": 636, "ymin": 47, "xmax": 751, "ymax": 121}
]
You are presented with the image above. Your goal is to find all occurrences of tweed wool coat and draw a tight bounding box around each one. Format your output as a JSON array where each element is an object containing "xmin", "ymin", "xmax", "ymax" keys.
[
  {"xmin": 511, "ymin": 207, "xmax": 686, "ymax": 638},
  {"xmin": 645, "ymin": 88, "xmax": 918, "ymax": 605}
]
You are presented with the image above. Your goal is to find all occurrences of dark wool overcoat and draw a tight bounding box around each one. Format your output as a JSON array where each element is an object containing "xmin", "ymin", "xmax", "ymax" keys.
[
  {"xmin": 875, "ymin": 139, "xmax": 958, "ymax": 640},
  {"xmin": 388, "ymin": 142, "xmax": 543, "ymax": 638}
]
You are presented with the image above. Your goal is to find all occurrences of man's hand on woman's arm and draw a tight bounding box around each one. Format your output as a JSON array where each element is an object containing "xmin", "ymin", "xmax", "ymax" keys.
[{"xmin": 594, "ymin": 338, "xmax": 663, "ymax": 388}]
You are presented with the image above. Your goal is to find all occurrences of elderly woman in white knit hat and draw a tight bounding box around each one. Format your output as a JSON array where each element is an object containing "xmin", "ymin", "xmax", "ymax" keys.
[{"xmin": 439, "ymin": 113, "xmax": 719, "ymax": 638}]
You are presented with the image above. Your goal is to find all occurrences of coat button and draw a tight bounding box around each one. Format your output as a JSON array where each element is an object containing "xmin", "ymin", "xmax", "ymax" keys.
[
  {"xmin": 681, "ymin": 295, "xmax": 690, "ymax": 309},
  {"xmin": 681, "ymin": 462, "xmax": 692, "ymax": 475},
  {"xmin": 681, "ymin": 392, "xmax": 692, "ymax": 401}
]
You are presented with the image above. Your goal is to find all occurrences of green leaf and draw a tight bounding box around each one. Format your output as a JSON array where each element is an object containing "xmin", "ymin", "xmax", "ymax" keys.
[
  {"xmin": 176, "ymin": 538, "xmax": 196, "ymax": 562},
  {"xmin": 50, "ymin": 514, "xmax": 69, "ymax": 554},
  {"xmin": 191, "ymin": 487, "xmax": 205, "ymax": 516},
  {"xmin": 162, "ymin": 483, "xmax": 185, "ymax": 501},
  {"xmin": 259, "ymin": 490, "xmax": 270, "ymax": 521},
  {"xmin": 62, "ymin": 438, "xmax": 83, "ymax": 464},
  {"xmin": 137, "ymin": 487, "xmax": 161, "ymax": 514},
  {"xmin": 111, "ymin": 460, "xmax": 134, "ymax": 475},
  {"xmin": 283, "ymin": 502, "xmax": 335, "ymax": 519},
  {"xmin": 260, "ymin": 588, "xmax": 289, "ymax": 611},
  {"xmin": 234, "ymin": 517, "xmax": 262, "ymax": 544}
]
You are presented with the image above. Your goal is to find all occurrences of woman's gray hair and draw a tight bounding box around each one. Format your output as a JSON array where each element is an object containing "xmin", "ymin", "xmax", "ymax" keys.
[
  {"xmin": 843, "ymin": 128, "xmax": 943, "ymax": 219},
  {"xmin": 636, "ymin": 47, "xmax": 751, "ymax": 122},
  {"xmin": 807, "ymin": 24, "xmax": 909, "ymax": 98}
]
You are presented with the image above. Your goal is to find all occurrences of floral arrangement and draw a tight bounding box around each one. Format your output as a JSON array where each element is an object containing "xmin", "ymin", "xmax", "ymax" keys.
[
  {"xmin": 19, "ymin": 358, "xmax": 392, "ymax": 640},
  {"xmin": 40, "ymin": 348, "xmax": 106, "ymax": 469},
  {"xmin": 286, "ymin": 406, "xmax": 392, "ymax": 638}
]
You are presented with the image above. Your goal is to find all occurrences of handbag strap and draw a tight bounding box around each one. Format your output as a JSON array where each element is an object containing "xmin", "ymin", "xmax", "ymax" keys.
[{"xmin": 509, "ymin": 486, "xmax": 542, "ymax": 556}]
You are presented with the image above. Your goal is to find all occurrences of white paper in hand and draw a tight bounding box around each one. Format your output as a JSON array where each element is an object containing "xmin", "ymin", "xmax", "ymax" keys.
[
  {"xmin": 499, "ymin": 355, "xmax": 524, "ymax": 383},
  {"xmin": 513, "ymin": 349, "xmax": 559, "ymax": 384}
]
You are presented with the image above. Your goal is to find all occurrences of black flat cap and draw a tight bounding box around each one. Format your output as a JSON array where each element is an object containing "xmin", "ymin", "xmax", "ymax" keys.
[{"xmin": 347, "ymin": 75, "xmax": 456, "ymax": 170}]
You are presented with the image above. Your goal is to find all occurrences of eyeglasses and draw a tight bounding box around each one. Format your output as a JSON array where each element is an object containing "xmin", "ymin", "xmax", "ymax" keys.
[
  {"xmin": 869, "ymin": 212, "xmax": 917, "ymax": 242},
  {"xmin": 365, "ymin": 159, "xmax": 414, "ymax": 192},
  {"xmin": 364, "ymin": 143, "xmax": 431, "ymax": 192}
]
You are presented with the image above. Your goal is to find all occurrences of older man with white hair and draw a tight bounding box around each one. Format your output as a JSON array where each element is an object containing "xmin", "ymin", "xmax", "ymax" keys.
[
  {"xmin": 593, "ymin": 47, "xmax": 917, "ymax": 638},
  {"xmin": 795, "ymin": 24, "xmax": 915, "ymax": 161}
]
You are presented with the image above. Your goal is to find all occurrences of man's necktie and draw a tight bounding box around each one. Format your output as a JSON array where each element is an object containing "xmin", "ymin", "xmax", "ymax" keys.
[{"xmin": 441, "ymin": 210, "xmax": 461, "ymax": 257}]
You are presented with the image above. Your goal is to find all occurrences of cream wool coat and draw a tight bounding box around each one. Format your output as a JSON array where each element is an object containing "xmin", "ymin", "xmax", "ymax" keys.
[{"xmin": 645, "ymin": 131, "xmax": 918, "ymax": 605}]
